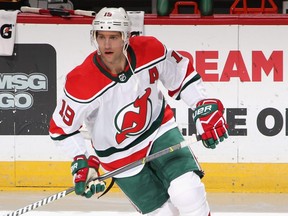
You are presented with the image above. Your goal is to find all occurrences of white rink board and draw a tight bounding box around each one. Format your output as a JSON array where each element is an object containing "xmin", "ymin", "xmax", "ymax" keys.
[
  {"xmin": 0, "ymin": 23, "xmax": 287, "ymax": 163},
  {"xmin": 2, "ymin": 211, "xmax": 288, "ymax": 216}
]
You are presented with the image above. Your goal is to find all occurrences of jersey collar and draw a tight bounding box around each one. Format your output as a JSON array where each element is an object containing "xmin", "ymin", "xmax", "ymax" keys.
[{"xmin": 94, "ymin": 46, "xmax": 136, "ymax": 83}]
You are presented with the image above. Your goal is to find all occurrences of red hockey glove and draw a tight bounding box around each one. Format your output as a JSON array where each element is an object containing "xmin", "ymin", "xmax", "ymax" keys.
[
  {"xmin": 71, "ymin": 155, "xmax": 106, "ymax": 198},
  {"xmin": 193, "ymin": 99, "xmax": 228, "ymax": 149}
]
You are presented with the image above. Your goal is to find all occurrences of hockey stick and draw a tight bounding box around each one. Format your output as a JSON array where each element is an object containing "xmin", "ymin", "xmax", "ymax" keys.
[
  {"xmin": 20, "ymin": 6, "xmax": 96, "ymax": 17},
  {"xmin": 3, "ymin": 135, "xmax": 201, "ymax": 216}
]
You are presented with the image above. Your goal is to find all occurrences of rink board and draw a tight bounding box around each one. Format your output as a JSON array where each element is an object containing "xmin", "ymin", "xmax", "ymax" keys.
[
  {"xmin": 1, "ymin": 14, "xmax": 288, "ymax": 192},
  {"xmin": 0, "ymin": 161, "xmax": 287, "ymax": 193}
]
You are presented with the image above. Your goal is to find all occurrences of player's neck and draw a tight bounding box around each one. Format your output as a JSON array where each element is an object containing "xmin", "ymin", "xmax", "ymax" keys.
[{"xmin": 100, "ymin": 55, "xmax": 127, "ymax": 75}]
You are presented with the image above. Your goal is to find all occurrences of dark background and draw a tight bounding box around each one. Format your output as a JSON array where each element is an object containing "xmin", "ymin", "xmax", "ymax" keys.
[
  {"xmin": 70, "ymin": 0, "xmax": 283, "ymax": 14},
  {"xmin": 0, "ymin": 0, "xmax": 284, "ymax": 15},
  {"xmin": 0, "ymin": 44, "xmax": 56, "ymax": 135}
]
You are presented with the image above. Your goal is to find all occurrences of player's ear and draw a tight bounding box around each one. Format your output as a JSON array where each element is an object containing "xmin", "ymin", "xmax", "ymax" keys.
[{"xmin": 90, "ymin": 30, "xmax": 97, "ymax": 41}]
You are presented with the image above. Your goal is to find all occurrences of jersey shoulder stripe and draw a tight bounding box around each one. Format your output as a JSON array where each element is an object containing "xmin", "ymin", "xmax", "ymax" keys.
[
  {"xmin": 129, "ymin": 36, "xmax": 166, "ymax": 71},
  {"xmin": 64, "ymin": 52, "xmax": 115, "ymax": 102}
]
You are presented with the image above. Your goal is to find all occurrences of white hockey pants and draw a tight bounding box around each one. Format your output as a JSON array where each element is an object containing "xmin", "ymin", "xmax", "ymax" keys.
[{"xmin": 147, "ymin": 171, "xmax": 210, "ymax": 216}]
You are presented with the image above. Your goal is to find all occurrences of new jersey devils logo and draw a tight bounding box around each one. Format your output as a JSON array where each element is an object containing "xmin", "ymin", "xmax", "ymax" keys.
[{"xmin": 115, "ymin": 88, "xmax": 152, "ymax": 144}]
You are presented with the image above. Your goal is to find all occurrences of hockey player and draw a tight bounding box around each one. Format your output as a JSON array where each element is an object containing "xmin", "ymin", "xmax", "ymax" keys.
[{"xmin": 49, "ymin": 7, "xmax": 228, "ymax": 216}]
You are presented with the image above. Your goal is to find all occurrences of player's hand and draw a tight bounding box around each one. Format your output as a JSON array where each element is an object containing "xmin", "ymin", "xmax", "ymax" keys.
[
  {"xmin": 71, "ymin": 155, "xmax": 106, "ymax": 198},
  {"xmin": 193, "ymin": 98, "xmax": 228, "ymax": 149}
]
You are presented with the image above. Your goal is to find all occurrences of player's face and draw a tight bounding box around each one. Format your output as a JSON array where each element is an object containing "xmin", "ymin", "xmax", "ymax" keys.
[{"xmin": 96, "ymin": 31, "xmax": 124, "ymax": 63}]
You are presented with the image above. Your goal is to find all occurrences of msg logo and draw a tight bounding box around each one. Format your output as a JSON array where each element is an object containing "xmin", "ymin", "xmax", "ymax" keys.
[
  {"xmin": 0, "ymin": 92, "xmax": 33, "ymax": 110},
  {"xmin": 0, "ymin": 73, "xmax": 48, "ymax": 110},
  {"xmin": 0, "ymin": 73, "xmax": 48, "ymax": 91}
]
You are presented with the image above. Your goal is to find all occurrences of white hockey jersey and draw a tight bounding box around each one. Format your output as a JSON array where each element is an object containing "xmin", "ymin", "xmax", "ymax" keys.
[{"xmin": 49, "ymin": 36, "xmax": 206, "ymax": 177}]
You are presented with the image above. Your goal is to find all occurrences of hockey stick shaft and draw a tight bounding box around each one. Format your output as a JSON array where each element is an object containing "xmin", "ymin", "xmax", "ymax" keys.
[
  {"xmin": 97, "ymin": 135, "xmax": 201, "ymax": 181},
  {"xmin": 20, "ymin": 6, "xmax": 96, "ymax": 17},
  {"xmin": 3, "ymin": 135, "xmax": 201, "ymax": 216}
]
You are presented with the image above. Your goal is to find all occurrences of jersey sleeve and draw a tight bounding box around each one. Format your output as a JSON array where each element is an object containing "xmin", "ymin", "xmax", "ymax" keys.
[
  {"xmin": 158, "ymin": 49, "xmax": 207, "ymax": 109},
  {"xmin": 49, "ymin": 85, "xmax": 93, "ymax": 159},
  {"xmin": 49, "ymin": 53, "xmax": 103, "ymax": 159}
]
